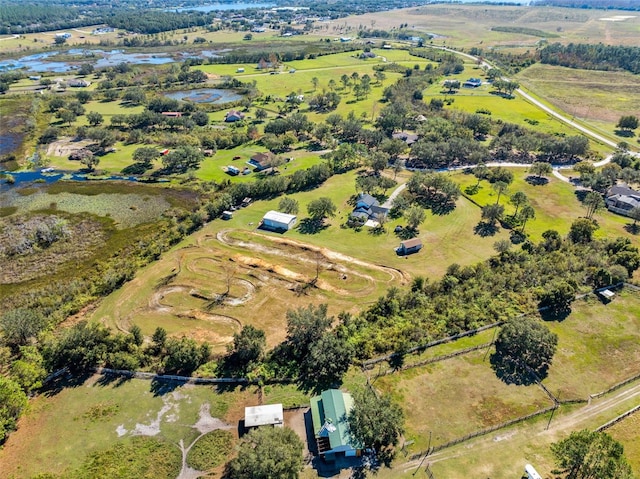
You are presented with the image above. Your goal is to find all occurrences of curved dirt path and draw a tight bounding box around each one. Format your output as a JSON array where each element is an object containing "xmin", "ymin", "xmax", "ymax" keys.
[{"xmin": 215, "ymin": 229, "xmax": 411, "ymax": 286}]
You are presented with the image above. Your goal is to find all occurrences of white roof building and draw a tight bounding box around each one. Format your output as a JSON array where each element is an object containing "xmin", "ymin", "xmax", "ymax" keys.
[
  {"xmin": 262, "ymin": 210, "xmax": 297, "ymax": 231},
  {"xmin": 244, "ymin": 404, "xmax": 284, "ymax": 428}
]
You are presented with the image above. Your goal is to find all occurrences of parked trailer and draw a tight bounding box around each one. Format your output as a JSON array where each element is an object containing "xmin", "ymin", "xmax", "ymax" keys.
[{"xmin": 525, "ymin": 464, "xmax": 542, "ymax": 479}]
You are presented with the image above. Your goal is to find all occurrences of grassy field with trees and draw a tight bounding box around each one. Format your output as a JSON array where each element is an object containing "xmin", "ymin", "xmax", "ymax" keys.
[{"xmin": 2, "ymin": 4, "xmax": 640, "ymax": 477}]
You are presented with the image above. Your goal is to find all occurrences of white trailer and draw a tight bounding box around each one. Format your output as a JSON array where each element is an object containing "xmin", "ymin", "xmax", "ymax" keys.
[{"xmin": 525, "ymin": 464, "xmax": 542, "ymax": 479}]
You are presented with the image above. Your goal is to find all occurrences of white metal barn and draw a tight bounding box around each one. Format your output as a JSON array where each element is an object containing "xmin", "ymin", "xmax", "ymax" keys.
[{"xmin": 261, "ymin": 211, "xmax": 297, "ymax": 231}]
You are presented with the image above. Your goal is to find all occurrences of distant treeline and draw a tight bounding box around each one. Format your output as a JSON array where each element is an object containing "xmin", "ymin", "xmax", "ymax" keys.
[
  {"xmin": 491, "ymin": 26, "xmax": 559, "ymax": 38},
  {"xmin": 108, "ymin": 11, "xmax": 216, "ymax": 35},
  {"xmin": 532, "ymin": 0, "xmax": 640, "ymax": 10},
  {"xmin": 209, "ymin": 42, "xmax": 360, "ymax": 65},
  {"xmin": 539, "ymin": 43, "xmax": 640, "ymax": 74},
  {"xmin": 0, "ymin": 4, "xmax": 105, "ymax": 34}
]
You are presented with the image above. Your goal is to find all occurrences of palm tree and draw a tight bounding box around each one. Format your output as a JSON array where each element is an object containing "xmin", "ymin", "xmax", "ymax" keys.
[
  {"xmin": 492, "ymin": 181, "xmax": 509, "ymax": 204},
  {"xmin": 520, "ymin": 205, "xmax": 535, "ymax": 233},
  {"xmin": 510, "ymin": 191, "xmax": 528, "ymax": 217}
]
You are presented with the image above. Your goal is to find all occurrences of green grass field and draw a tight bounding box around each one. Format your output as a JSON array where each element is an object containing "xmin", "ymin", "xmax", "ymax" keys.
[
  {"xmin": 542, "ymin": 291, "xmax": 640, "ymax": 400},
  {"xmin": 373, "ymin": 290, "xmax": 640, "ymax": 478},
  {"xmin": 90, "ymin": 168, "xmax": 513, "ymax": 347},
  {"xmin": 608, "ymin": 412, "xmax": 640, "ymax": 475},
  {"xmin": 332, "ymin": 5, "xmax": 640, "ymax": 49},
  {"xmin": 376, "ymin": 349, "xmax": 552, "ymax": 450},
  {"xmin": 453, "ymin": 168, "xmax": 640, "ymax": 250},
  {"xmin": 0, "ymin": 372, "xmax": 313, "ymax": 479}
]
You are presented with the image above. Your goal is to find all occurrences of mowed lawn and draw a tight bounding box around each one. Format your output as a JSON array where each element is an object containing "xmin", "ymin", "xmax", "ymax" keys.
[
  {"xmin": 0, "ymin": 375, "xmax": 262, "ymax": 479},
  {"xmin": 217, "ymin": 169, "xmax": 511, "ymax": 279},
  {"xmin": 542, "ymin": 291, "xmax": 640, "ymax": 400},
  {"xmin": 452, "ymin": 168, "xmax": 640, "ymax": 250},
  {"xmin": 375, "ymin": 349, "xmax": 552, "ymax": 450},
  {"xmin": 420, "ymin": 63, "xmax": 601, "ymax": 144}
]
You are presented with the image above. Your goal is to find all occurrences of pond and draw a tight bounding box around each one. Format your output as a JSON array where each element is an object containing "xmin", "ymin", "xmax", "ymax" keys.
[
  {"xmin": 164, "ymin": 88, "xmax": 243, "ymax": 104},
  {"xmin": 0, "ymin": 49, "xmax": 226, "ymax": 73},
  {"xmin": 0, "ymin": 170, "xmax": 147, "ymax": 188}
]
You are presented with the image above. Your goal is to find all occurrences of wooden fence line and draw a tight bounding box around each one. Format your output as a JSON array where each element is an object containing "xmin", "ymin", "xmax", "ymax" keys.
[
  {"xmin": 596, "ymin": 404, "xmax": 640, "ymax": 432},
  {"xmin": 373, "ymin": 343, "xmax": 494, "ymax": 378}
]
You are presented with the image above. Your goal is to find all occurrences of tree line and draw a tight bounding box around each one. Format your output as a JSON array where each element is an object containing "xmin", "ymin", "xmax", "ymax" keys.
[{"xmin": 539, "ymin": 43, "xmax": 640, "ymax": 74}]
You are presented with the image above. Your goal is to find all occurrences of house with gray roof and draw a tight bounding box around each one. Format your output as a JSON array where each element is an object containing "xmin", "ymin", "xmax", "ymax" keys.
[
  {"xmin": 351, "ymin": 193, "xmax": 389, "ymax": 223},
  {"xmin": 606, "ymin": 184, "xmax": 640, "ymax": 217}
]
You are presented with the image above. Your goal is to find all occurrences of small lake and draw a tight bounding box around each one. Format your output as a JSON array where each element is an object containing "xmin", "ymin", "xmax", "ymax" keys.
[
  {"xmin": 164, "ymin": 88, "xmax": 243, "ymax": 103},
  {"xmin": 0, "ymin": 49, "xmax": 226, "ymax": 73},
  {"xmin": 0, "ymin": 170, "xmax": 143, "ymax": 188},
  {"xmin": 168, "ymin": 3, "xmax": 273, "ymax": 12}
]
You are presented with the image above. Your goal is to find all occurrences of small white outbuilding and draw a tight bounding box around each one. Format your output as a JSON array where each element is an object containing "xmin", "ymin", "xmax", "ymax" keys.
[
  {"xmin": 261, "ymin": 210, "xmax": 297, "ymax": 231},
  {"xmin": 244, "ymin": 404, "xmax": 284, "ymax": 428}
]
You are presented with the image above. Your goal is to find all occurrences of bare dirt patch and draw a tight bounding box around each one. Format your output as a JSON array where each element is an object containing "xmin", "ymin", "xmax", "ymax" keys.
[{"xmin": 46, "ymin": 137, "xmax": 94, "ymax": 158}]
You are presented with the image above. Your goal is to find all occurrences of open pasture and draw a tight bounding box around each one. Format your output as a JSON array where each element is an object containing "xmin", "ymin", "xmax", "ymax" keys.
[
  {"xmin": 608, "ymin": 412, "xmax": 640, "ymax": 475},
  {"xmin": 0, "ymin": 26, "xmax": 122, "ymax": 54},
  {"xmin": 0, "ymin": 374, "xmax": 263, "ymax": 478},
  {"xmin": 542, "ymin": 291, "xmax": 640, "ymax": 400},
  {"xmin": 212, "ymin": 170, "xmax": 511, "ymax": 278},
  {"xmin": 375, "ymin": 349, "xmax": 553, "ymax": 450},
  {"xmin": 516, "ymin": 63, "xmax": 640, "ymax": 129},
  {"xmin": 420, "ymin": 63, "xmax": 605, "ymax": 145},
  {"xmin": 333, "ymin": 5, "xmax": 640, "ymax": 49},
  {"xmin": 92, "ymin": 169, "xmax": 513, "ymax": 346},
  {"xmin": 373, "ymin": 290, "xmax": 640, "ymax": 477}
]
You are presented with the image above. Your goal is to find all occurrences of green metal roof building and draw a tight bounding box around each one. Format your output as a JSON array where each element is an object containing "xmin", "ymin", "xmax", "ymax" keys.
[{"xmin": 310, "ymin": 389, "xmax": 359, "ymax": 459}]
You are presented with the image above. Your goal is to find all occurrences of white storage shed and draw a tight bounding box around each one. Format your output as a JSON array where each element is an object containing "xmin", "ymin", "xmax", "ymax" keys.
[{"xmin": 262, "ymin": 210, "xmax": 297, "ymax": 231}]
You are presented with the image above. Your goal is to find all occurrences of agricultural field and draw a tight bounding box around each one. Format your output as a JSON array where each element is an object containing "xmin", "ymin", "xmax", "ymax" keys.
[
  {"xmin": 334, "ymin": 5, "xmax": 640, "ymax": 49},
  {"xmin": 516, "ymin": 63, "xmax": 640, "ymax": 132}
]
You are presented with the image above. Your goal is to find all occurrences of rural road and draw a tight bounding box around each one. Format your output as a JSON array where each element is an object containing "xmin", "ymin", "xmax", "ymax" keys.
[{"xmin": 429, "ymin": 45, "xmax": 637, "ymax": 154}]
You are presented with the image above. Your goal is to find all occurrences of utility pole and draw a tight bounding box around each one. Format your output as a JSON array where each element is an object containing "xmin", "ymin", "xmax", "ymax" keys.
[{"xmin": 413, "ymin": 431, "xmax": 432, "ymax": 476}]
